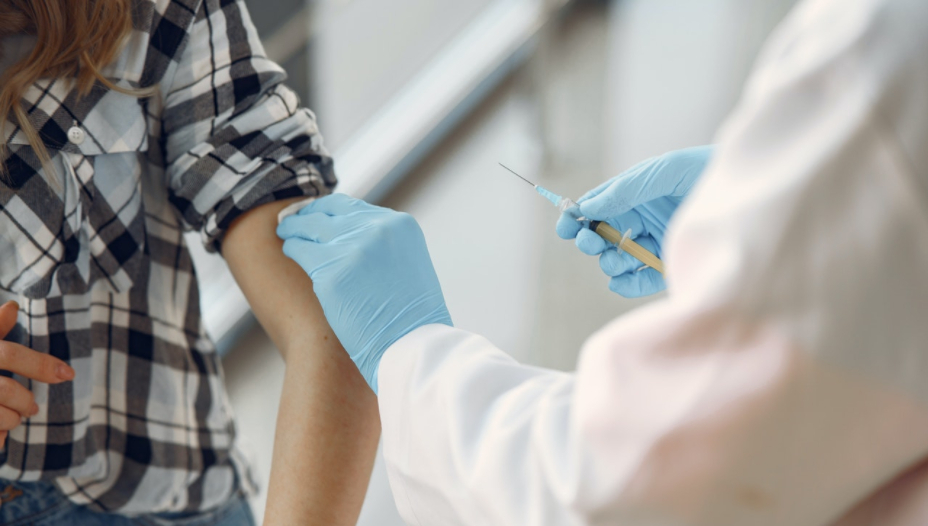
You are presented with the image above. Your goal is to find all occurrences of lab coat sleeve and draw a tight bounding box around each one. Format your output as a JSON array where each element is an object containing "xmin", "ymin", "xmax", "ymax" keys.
[{"xmin": 378, "ymin": 0, "xmax": 928, "ymax": 524}]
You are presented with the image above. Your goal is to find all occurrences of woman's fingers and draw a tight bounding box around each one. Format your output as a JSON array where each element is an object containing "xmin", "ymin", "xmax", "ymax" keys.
[
  {"xmin": 0, "ymin": 301, "xmax": 73, "ymax": 384},
  {"xmin": 0, "ymin": 405, "xmax": 24, "ymax": 431},
  {"xmin": 0, "ymin": 377, "xmax": 38, "ymax": 417},
  {"xmin": 0, "ymin": 341, "xmax": 74, "ymax": 384},
  {"xmin": 0, "ymin": 302, "xmax": 45, "ymax": 441},
  {"xmin": 0, "ymin": 301, "xmax": 19, "ymax": 339}
]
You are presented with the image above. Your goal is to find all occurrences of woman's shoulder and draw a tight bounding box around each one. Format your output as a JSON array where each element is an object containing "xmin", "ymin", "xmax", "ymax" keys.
[
  {"xmin": 131, "ymin": 0, "xmax": 202, "ymax": 35},
  {"xmin": 101, "ymin": 0, "xmax": 205, "ymax": 88}
]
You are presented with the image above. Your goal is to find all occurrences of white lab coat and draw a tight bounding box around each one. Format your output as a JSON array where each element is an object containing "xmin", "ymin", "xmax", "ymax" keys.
[{"xmin": 377, "ymin": 0, "xmax": 928, "ymax": 524}]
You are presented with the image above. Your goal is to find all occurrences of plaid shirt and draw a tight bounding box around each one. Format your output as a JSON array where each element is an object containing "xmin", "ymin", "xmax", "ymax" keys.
[{"xmin": 0, "ymin": 0, "xmax": 335, "ymax": 514}]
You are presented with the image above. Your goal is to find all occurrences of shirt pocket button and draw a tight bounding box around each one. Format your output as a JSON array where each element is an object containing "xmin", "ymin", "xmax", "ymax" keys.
[{"xmin": 67, "ymin": 126, "xmax": 85, "ymax": 145}]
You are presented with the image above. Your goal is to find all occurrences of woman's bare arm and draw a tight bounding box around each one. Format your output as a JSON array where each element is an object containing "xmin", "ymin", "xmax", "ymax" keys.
[{"xmin": 222, "ymin": 197, "xmax": 380, "ymax": 526}]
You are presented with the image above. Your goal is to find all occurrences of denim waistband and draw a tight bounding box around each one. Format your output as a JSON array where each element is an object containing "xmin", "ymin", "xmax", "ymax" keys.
[{"xmin": 0, "ymin": 480, "xmax": 255, "ymax": 526}]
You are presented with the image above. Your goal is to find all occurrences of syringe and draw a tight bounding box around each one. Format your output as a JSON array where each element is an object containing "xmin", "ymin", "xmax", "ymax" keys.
[{"xmin": 499, "ymin": 163, "xmax": 664, "ymax": 275}]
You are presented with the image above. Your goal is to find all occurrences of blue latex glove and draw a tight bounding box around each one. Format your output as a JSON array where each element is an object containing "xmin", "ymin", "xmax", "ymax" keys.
[
  {"xmin": 276, "ymin": 194, "xmax": 452, "ymax": 394},
  {"xmin": 556, "ymin": 146, "xmax": 713, "ymax": 297}
]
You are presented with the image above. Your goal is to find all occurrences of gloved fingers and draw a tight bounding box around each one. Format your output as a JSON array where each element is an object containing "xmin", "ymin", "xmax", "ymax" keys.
[
  {"xmin": 580, "ymin": 151, "xmax": 686, "ymax": 220},
  {"xmin": 605, "ymin": 211, "xmax": 648, "ymax": 240},
  {"xmin": 661, "ymin": 145, "xmax": 714, "ymax": 196},
  {"xmin": 278, "ymin": 210, "xmax": 373, "ymax": 244},
  {"xmin": 556, "ymin": 209, "xmax": 584, "ymax": 240},
  {"xmin": 598, "ymin": 247, "xmax": 640, "ymax": 277},
  {"xmin": 580, "ymin": 175, "xmax": 648, "ymax": 221},
  {"xmin": 575, "ymin": 227, "xmax": 608, "ymax": 256},
  {"xmin": 295, "ymin": 193, "xmax": 378, "ymax": 217},
  {"xmin": 575, "ymin": 176, "xmax": 618, "ymax": 204},
  {"xmin": 580, "ymin": 146, "xmax": 715, "ymax": 220},
  {"xmin": 277, "ymin": 212, "xmax": 335, "ymax": 243},
  {"xmin": 605, "ymin": 235, "xmax": 664, "ymax": 297},
  {"xmin": 599, "ymin": 232, "xmax": 659, "ymax": 275},
  {"xmin": 281, "ymin": 237, "xmax": 331, "ymax": 274},
  {"xmin": 578, "ymin": 216, "xmax": 650, "ymax": 258},
  {"xmin": 608, "ymin": 268, "xmax": 665, "ymax": 298},
  {"xmin": 575, "ymin": 156, "xmax": 656, "ymax": 203}
]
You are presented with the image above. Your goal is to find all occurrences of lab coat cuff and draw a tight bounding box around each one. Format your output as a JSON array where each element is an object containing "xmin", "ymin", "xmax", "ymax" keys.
[{"xmin": 378, "ymin": 323, "xmax": 458, "ymax": 400}]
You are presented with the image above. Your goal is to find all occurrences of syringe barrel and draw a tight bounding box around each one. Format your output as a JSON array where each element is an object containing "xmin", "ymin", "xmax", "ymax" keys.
[{"xmin": 588, "ymin": 221, "xmax": 665, "ymax": 275}]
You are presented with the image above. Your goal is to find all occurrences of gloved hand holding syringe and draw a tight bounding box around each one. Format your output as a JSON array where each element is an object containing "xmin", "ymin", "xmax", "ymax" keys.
[{"xmin": 499, "ymin": 163, "xmax": 665, "ymax": 275}]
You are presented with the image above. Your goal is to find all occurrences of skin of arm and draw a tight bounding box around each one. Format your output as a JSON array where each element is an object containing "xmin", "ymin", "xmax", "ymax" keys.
[{"xmin": 222, "ymin": 197, "xmax": 381, "ymax": 526}]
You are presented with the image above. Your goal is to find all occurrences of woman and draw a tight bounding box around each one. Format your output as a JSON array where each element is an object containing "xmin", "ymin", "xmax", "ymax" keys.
[{"xmin": 0, "ymin": 1, "xmax": 379, "ymax": 524}]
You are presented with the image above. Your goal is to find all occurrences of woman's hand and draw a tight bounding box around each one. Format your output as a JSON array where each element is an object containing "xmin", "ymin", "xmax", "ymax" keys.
[{"xmin": 0, "ymin": 301, "xmax": 75, "ymax": 444}]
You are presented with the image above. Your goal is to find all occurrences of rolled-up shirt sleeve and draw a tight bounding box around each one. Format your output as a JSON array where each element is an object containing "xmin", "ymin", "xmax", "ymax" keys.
[{"xmin": 161, "ymin": 0, "xmax": 335, "ymax": 252}]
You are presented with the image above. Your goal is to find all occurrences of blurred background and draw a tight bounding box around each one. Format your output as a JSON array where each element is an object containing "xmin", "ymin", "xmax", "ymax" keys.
[{"xmin": 188, "ymin": 0, "xmax": 798, "ymax": 523}]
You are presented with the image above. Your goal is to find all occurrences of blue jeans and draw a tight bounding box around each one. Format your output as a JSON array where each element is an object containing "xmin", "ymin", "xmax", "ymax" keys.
[{"xmin": 0, "ymin": 481, "xmax": 255, "ymax": 525}]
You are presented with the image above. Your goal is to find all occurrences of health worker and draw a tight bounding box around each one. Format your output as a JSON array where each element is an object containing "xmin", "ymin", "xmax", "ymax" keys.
[{"xmin": 276, "ymin": 0, "xmax": 928, "ymax": 524}]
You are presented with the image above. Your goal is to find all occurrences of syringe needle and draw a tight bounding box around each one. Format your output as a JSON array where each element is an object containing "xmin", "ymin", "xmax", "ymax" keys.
[{"xmin": 498, "ymin": 163, "xmax": 537, "ymax": 187}]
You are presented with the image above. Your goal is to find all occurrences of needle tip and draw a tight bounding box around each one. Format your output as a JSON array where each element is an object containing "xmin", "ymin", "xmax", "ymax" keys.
[{"xmin": 498, "ymin": 162, "xmax": 536, "ymax": 187}]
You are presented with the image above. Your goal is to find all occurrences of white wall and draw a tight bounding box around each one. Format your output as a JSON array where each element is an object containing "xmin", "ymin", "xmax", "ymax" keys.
[{"xmin": 311, "ymin": 0, "xmax": 498, "ymax": 148}]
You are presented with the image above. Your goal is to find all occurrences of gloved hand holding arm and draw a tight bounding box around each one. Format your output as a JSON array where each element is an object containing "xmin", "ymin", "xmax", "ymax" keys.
[
  {"xmin": 277, "ymin": 194, "xmax": 452, "ymax": 394},
  {"xmin": 556, "ymin": 146, "xmax": 713, "ymax": 297}
]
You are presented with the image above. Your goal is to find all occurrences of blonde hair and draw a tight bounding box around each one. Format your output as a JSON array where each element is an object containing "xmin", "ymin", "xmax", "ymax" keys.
[{"xmin": 0, "ymin": 0, "xmax": 150, "ymax": 175}]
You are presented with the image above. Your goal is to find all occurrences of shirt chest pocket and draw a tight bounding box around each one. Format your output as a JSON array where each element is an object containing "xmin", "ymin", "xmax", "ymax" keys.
[{"xmin": 0, "ymin": 88, "xmax": 150, "ymax": 298}]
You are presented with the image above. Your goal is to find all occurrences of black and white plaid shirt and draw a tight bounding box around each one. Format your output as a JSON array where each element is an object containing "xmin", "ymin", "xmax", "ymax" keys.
[{"xmin": 0, "ymin": 0, "xmax": 334, "ymax": 514}]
